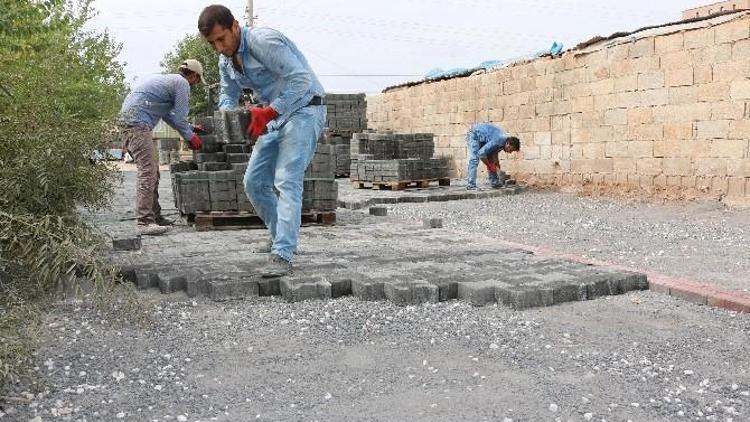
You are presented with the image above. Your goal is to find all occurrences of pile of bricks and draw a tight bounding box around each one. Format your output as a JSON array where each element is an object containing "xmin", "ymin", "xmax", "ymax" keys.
[
  {"xmin": 170, "ymin": 110, "xmax": 338, "ymax": 217},
  {"xmin": 349, "ymin": 130, "xmax": 450, "ymax": 184},
  {"xmin": 325, "ymin": 93, "xmax": 367, "ymax": 133},
  {"xmin": 156, "ymin": 138, "xmax": 182, "ymax": 165},
  {"xmin": 321, "ymin": 132, "xmax": 352, "ymax": 177},
  {"xmin": 303, "ymin": 143, "xmax": 339, "ymax": 211},
  {"xmin": 319, "ymin": 93, "xmax": 368, "ymax": 178}
]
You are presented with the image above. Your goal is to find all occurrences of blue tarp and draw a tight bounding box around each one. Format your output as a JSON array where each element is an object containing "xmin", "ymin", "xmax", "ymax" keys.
[{"xmin": 423, "ymin": 41, "xmax": 564, "ymax": 82}]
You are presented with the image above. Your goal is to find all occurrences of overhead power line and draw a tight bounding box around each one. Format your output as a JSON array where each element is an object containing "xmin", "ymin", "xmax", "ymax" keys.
[{"xmin": 318, "ymin": 74, "xmax": 422, "ymax": 77}]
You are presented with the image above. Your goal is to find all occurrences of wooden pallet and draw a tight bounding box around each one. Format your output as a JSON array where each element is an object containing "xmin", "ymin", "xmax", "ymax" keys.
[
  {"xmin": 193, "ymin": 210, "xmax": 336, "ymax": 231},
  {"xmin": 351, "ymin": 178, "xmax": 451, "ymax": 191}
]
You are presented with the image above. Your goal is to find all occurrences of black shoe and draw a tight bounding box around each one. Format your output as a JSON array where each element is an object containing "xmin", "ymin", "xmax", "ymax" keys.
[
  {"xmin": 260, "ymin": 254, "xmax": 292, "ymax": 278},
  {"xmin": 156, "ymin": 215, "xmax": 174, "ymax": 226}
]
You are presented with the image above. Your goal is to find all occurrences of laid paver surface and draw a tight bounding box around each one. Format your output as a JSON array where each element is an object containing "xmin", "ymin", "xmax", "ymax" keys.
[{"xmin": 104, "ymin": 169, "xmax": 646, "ymax": 308}]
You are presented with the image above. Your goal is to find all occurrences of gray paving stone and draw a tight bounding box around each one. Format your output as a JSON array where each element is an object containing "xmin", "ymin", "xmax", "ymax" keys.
[
  {"xmin": 369, "ymin": 206, "xmax": 387, "ymax": 216},
  {"xmin": 135, "ymin": 271, "xmax": 159, "ymax": 290},
  {"xmin": 327, "ymin": 277, "xmax": 352, "ymax": 298},
  {"xmin": 351, "ymin": 276, "xmax": 387, "ymax": 301},
  {"xmin": 457, "ymin": 280, "xmax": 507, "ymax": 306},
  {"xmin": 158, "ymin": 272, "xmax": 187, "ymax": 294},
  {"xmin": 423, "ymin": 218, "xmax": 443, "ymax": 229},
  {"xmin": 112, "ymin": 234, "xmax": 141, "ymax": 251},
  {"xmin": 496, "ymin": 285, "xmax": 555, "ymax": 310},
  {"xmin": 207, "ymin": 277, "xmax": 259, "ymax": 301},
  {"xmin": 257, "ymin": 278, "xmax": 281, "ymax": 296},
  {"xmin": 280, "ymin": 277, "xmax": 332, "ymax": 302},
  {"xmin": 384, "ymin": 281, "xmax": 439, "ymax": 306}
]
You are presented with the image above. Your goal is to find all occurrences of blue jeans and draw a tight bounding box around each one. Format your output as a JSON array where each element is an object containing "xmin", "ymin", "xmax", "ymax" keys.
[
  {"xmin": 466, "ymin": 131, "xmax": 481, "ymax": 189},
  {"xmin": 244, "ymin": 105, "xmax": 326, "ymax": 262}
]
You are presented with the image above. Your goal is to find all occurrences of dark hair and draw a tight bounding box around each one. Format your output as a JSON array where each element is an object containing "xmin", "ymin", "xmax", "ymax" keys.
[
  {"xmin": 198, "ymin": 5, "xmax": 235, "ymax": 36},
  {"xmin": 507, "ymin": 136, "xmax": 520, "ymax": 151},
  {"xmin": 178, "ymin": 67, "xmax": 195, "ymax": 77}
]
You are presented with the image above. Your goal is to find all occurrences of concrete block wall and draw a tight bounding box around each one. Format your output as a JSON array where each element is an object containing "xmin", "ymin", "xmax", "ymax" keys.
[{"xmin": 366, "ymin": 12, "xmax": 750, "ymax": 201}]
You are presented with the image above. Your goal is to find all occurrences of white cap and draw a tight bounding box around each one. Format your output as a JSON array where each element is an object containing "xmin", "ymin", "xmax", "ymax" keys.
[{"xmin": 179, "ymin": 59, "xmax": 206, "ymax": 84}]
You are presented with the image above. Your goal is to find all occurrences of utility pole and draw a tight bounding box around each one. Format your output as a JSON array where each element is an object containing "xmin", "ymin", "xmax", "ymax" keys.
[{"xmin": 246, "ymin": 0, "xmax": 254, "ymax": 26}]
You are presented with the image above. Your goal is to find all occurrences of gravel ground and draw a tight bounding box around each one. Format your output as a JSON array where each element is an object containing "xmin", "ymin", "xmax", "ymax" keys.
[
  {"xmin": 3, "ymin": 291, "xmax": 749, "ymax": 421},
  {"xmin": 2, "ymin": 170, "xmax": 749, "ymax": 421},
  {"xmin": 387, "ymin": 191, "xmax": 750, "ymax": 293}
]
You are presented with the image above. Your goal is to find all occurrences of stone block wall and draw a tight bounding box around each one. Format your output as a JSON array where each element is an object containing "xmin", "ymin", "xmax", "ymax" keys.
[{"xmin": 366, "ymin": 12, "xmax": 750, "ymax": 201}]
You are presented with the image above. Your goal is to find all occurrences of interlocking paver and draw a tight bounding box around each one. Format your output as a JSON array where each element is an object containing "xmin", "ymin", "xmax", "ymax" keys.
[{"xmin": 103, "ymin": 170, "xmax": 647, "ymax": 308}]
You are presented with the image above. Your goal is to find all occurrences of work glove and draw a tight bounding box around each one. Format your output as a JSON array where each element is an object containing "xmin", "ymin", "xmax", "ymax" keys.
[
  {"xmin": 186, "ymin": 133, "xmax": 203, "ymax": 151},
  {"xmin": 246, "ymin": 106, "xmax": 279, "ymax": 140},
  {"xmin": 192, "ymin": 124, "xmax": 207, "ymax": 134},
  {"xmin": 486, "ymin": 161, "xmax": 498, "ymax": 174}
]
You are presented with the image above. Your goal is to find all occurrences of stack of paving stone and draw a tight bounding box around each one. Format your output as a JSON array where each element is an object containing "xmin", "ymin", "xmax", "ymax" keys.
[
  {"xmin": 325, "ymin": 93, "xmax": 366, "ymax": 133},
  {"xmin": 321, "ymin": 93, "xmax": 368, "ymax": 178},
  {"xmin": 320, "ymin": 132, "xmax": 352, "ymax": 177},
  {"xmin": 349, "ymin": 130, "xmax": 449, "ymax": 184},
  {"xmin": 156, "ymin": 138, "xmax": 182, "ymax": 165},
  {"xmin": 169, "ymin": 110, "xmax": 252, "ymax": 215},
  {"xmin": 303, "ymin": 142, "xmax": 339, "ymax": 211},
  {"xmin": 170, "ymin": 110, "xmax": 338, "ymax": 218}
]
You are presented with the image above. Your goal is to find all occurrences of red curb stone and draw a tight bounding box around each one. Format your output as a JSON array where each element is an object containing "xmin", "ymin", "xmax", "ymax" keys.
[
  {"xmin": 669, "ymin": 287, "xmax": 708, "ymax": 305},
  {"xmin": 707, "ymin": 293, "xmax": 750, "ymax": 313}
]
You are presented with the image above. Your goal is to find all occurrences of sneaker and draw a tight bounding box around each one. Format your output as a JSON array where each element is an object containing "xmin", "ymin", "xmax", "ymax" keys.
[
  {"xmin": 253, "ymin": 239, "xmax": 273, "ymax": 253},
  {"xmin": 155, "ymin": 215, "xmax": 174, "ymax": 226},
  {"xmin": 466, "ymin": 186, "xmax": 478, "ymax": 191},
  {"xmin": 260, "ymin": 254, "xmax": 292, "ymax": 278},
  {"xmin": 490, "ymin": 183, "xmax": 504, "ymax": 189},
  {"xmin": 137, "ymin": 223, "xmax": 169, "ymax": 236}
]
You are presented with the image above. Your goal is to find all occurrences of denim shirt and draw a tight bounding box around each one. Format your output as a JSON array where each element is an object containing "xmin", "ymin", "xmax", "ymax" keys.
[
  {"xmin": 217, "ymin": 26, "xmax": 324, "ymax": 130},
  {"xmin": 120, "ymin": 74, "xmax": 193, "ymax": 140},
  {"xmin": 469, "ymin": 123, "xmax": 508, "ymax": 157}
]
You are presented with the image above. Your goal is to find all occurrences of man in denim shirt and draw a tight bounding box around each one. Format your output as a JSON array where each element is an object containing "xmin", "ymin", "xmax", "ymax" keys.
[
  {"xmin": 465, "ymin": 123, "xmax": 520, "ymax": 190},
  {"xmin": 199, "ymin": 5, "xmax": 326, "ymax": 276},
  {"xmin": 119, "ymin": 60, "xmax": 206, "ymax": 235}
]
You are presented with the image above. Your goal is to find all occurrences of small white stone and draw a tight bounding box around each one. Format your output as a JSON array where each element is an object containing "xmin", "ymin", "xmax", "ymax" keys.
[
  {"xmin": 549, "ymin": 403, "xmax": 558, "ymax": 412},
  {"xmin": 584, "ymin": 413, "xmax": 593, "ymax": 421},
  {"xmin": 177, "ymin": 415, "xmax": 188, "ymax": 421},
  {"xmin": 116, "ymin": 412, "xmax": 125, "ymax": 418}
]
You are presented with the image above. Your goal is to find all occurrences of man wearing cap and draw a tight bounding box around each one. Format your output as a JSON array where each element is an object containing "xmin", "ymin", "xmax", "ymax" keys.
[
  {"xmin": 119, "ymin": 59, "xmax": 206, "ymax": 235},
  {"xmin": 198, "ymin": 5, "xmax": 326, "ymax": 276},
  {"xmin": 465, "ymin": 123, "xmax": 521, "ymax": 190}
]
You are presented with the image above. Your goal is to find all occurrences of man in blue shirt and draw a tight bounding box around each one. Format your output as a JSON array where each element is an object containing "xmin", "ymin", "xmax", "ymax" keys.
[
  {"xmin": 465, "ymin": 123, "xmax": 520, "ymax": 190},
  {"xmin": 199, "ymin": 5, "xmax": 326, "ymax": 277},
  {"xmin": 119, "ymin": 59, "xmax": 206, "ymax": 235}
]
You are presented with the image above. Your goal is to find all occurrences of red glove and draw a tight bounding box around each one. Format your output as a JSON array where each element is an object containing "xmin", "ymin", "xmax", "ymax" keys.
[
  {"xmin": 246, "ymin": 106, "xmax": 279, "ymax": 140},
  {"xmin": 486, "ymin": 162, "xmax": 498, "ymax": 174},
  {"xmin": 187, "ymin": 133, "xmax": 203, "ymax": 151}
]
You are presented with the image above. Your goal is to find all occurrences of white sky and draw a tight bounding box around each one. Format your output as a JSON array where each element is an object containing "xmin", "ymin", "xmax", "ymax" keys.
[{"xmin": 88, "ymin": 0, "xmax": 706, "ymax": 93}]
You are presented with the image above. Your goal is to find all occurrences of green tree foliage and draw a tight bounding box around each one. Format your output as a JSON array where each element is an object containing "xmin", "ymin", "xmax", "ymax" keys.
[
  {"xmin": 161, "ymin": 34, "xmax": 220, "ymax": 117},
  {"xmin": 0, "ymin": 0, "xmax": 129, "ymax": 389}
]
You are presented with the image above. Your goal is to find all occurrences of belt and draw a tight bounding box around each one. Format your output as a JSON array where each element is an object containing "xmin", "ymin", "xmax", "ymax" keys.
[{"xmin": 308, "ymin": 96, "xmax": 325, "ymax": 106}]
